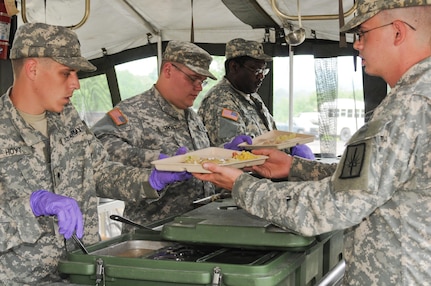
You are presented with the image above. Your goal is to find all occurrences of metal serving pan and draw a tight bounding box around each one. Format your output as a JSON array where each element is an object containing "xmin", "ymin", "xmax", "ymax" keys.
[{"xmin": 89, "ymin": 240, "xmax": 173, "ymax": 258}]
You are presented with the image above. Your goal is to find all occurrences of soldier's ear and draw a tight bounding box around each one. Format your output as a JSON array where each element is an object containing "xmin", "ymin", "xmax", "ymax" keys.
[
  {"xmin": 24, "ymin": 58, "xmax": 38, "ymax": 80},
  {"xmin": 161, "ymin": 62, "xmax": 172, "ymax": 78},
  {"xmin": 229, "ymin": 61, "xmax": 241, "ymax": 73}
]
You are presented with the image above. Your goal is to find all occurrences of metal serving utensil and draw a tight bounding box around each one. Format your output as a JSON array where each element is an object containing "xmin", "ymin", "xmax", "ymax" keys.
[
  {"xmin": 285, "ymin": 0, "xmax": 305, "ymax": 46},
  {"xmin": 109, "ymin": 214, "xmax": 155, "ymax": 231},
  {"xmin": 72, "ymin": 234, "xmax": 89, "ymax": 254}
]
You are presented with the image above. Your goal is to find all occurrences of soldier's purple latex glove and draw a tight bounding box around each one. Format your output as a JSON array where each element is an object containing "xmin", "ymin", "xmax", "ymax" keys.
[
  {"xmin": 30, "ymin": 190, "xmax": 84, "ymax": 239},
  {"xmin": 149, "ymin": 147, "xmax": 192, "ymax": 191},
  {"xmin": 291, "ymin": 144, "xmax": 315, "ymax": 160},
  {"xmin": 223, "ymin": 135, "xmax": 253, "ymax": 151}
]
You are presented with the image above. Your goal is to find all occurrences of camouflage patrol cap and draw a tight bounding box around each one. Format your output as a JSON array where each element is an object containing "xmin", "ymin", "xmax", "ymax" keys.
[
  {"xmin": 163, "ymin": 40, "xmax": 216, "ymax": 80},
  {"xmin": 225, "ymin": 38, "xmax": 272, "ymax": 62},
  {"xmin": 10, "ymin": 22, "xmax": 96, "ymax": 72},
  {"xmin": 341, "ymin": 0, "xmax": 431, "ymax": 33}
]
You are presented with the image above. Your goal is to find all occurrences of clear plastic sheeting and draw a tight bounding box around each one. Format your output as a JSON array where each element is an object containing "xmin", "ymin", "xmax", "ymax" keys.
[{"xmin": 315, "ymin": 57, "xmax": 338, "ymax": 157}]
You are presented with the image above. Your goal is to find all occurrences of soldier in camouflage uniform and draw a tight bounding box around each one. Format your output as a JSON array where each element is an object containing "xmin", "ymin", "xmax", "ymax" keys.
[
  {"xmin": 198, "ymin": 38, "xmax": 276, "ymax": 147},
  {"xmin": 197, "ymin": 38, "xmax": 314, "ymax": 159},
  {"xmin": 0, "ymin": 23, "xmax": 161, "ymax": 285},
  {"xmin": 91, "ymin": 41, "xmax": 218, "ymax": 232},
  {"xmin": 194, "ymin": 1, "xmax": 431, "ymax": 285}
]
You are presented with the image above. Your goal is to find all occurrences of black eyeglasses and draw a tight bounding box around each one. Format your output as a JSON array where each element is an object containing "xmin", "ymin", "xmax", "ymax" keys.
[
  {"xmin": 171, "ymin": 63, "xmax": 208, "ymax": 87},
  {"xmin": 241, "ymin": 64, "xmax": 270, "ymax": 76},
  {"xmin": 355, "ymin": 21, "xmax": 416, "ymax": 42}
]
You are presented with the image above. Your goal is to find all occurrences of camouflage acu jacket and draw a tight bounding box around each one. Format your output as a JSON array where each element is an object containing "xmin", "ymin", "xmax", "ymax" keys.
[
  {"xmin": 0, "ymin": 90, "xmax": 156, "ymax": 284},
  {"xmin": 231, "ymin": 57, "xmax": 431, "ymax": 285},
  {"xmin": 92, "ymin": 86, "xmax": 215, "ymax": 231},
  {"xmin": 198, "ymin": 77, "xmax": 276, "ymax": 146}
]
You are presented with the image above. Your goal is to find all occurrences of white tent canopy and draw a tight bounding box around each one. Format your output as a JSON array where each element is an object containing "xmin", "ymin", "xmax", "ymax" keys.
[{"xmin": 16, "ymin": 0, "xmax": 357, "ymax": 60}]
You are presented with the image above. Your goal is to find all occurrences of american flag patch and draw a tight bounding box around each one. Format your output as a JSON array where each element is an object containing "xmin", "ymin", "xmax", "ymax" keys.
[
  {"xmin": 221, "ymin": 108, "xmax": 239, "ymax": 121},
  {"xmin": 108, "ymin": 108, "xmax": 128, "ymax": 126}
]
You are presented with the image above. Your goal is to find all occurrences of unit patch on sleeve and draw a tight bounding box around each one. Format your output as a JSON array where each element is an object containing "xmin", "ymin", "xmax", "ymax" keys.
[
  {"xmin": 339, "ymin": 143, "xmax": 366, "ymax": 179},
  {"xmin": 108, "ymin": 108, "xmax": 128, "ymax": 126},
  {"xmin": 221, "ymin": 108, "xmax": 239, "ymax": 121}
]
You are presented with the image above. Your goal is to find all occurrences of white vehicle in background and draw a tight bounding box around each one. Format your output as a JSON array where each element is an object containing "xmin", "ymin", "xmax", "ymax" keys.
[
  {"xmin": 276, "ymin": 121, "xmax": 301, "ymax": 133},
  {"xmin": 320, "ymin": 98, "xmax": 365, "ymax": 141},
  {"xmin": 276, "ymin": 112, "xmax": 319, "ymax": 137},
  {"xmin": 293, "ymin": 112, "xmax": 320, "ymax": 137}
]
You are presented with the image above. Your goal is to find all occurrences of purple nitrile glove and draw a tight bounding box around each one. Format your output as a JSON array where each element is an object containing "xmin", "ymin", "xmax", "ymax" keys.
[
  {"xmin": 149, "ymin": 146, "xmax": 192, "ymax": 191},
  {"xmin": 223, "ymin": 135, "xmax": 253, "ymax": 151},
  {"xmin": 30, "ymin": 190, "xmax": 84, "ymax": 239},
  {"xmin": 291, "ymin": 144, "xmax": 315, "ymax": 160}
]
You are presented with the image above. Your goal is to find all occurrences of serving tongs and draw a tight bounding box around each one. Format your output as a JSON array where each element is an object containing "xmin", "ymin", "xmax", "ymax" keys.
[
  {"xmin": 109, "ymin": 214, "xmax": 157, "ymax": 231},
  {"xmin": 71, "ymin": 234, "xmax": 89, "ymax": 254},
  {"xmin": 193, "ymin": 190, "xmax": 231, "ymax": 205}
]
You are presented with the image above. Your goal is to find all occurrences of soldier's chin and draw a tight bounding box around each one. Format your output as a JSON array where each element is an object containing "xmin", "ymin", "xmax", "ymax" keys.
[{"xmin": 254, "ymin": 84, "xmax": 262, "ymax": 92}]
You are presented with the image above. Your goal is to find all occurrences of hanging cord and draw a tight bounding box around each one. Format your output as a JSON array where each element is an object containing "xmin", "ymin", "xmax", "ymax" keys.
[
  {"xmin": 353, "ymin": 0, "xmax": 357, "ymax": 71},
  {"xmin": 44, "ymin": 0, "xmax": 47, "ymax": 23},
  {"xmin": 338, "ymin": 0, "xmax": 347, "ymax": 47},
  {"xmin": 297, "ymin": 0, "xmax": 302, "ymax": 29},
  {"xmin": 190, "ymin": 0, "xmax": 194, "ymax": 42}
]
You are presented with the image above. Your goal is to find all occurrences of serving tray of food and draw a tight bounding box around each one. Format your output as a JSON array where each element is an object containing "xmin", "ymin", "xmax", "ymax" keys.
[
  {"xmin": 239, "ymin": 130, "xmax": 315, "ymax": 150},
  {"xmin": 151, "ymin": 147, "xmax": 268, "ymax": 173}
]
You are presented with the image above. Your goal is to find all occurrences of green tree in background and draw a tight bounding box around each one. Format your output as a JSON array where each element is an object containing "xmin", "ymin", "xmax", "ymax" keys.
[
  {"xmin": 117, "ymin": 69, "xmax": 158, "ymax": 100},
  {"xmin": 72, "ymin": 74, "xmax": 112, "ymax": 113},
  {"xmin": 193, "ymin": 56, "xmax": 225, "ymax": 110}
]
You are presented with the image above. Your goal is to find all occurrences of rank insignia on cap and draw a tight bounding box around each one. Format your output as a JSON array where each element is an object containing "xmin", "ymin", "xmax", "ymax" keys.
[
  {"xmin": 221, "ymin": 108, "xmax": 239, "ymax": 121},
  {"xmin": 108, "ymin": 108, "xmax": 128, "ymax": 126},
  {"xmin": 339, "ymin": 143, "xmax": 365, "ymax": 179}
]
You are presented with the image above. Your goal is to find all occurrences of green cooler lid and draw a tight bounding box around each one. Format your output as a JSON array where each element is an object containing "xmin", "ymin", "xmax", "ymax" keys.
[{"xmin": 161, "ymin": 199, "xmax": 315, "ymax": 250}]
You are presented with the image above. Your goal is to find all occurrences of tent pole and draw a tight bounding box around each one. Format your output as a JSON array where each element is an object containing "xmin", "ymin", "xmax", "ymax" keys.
[
  {"xmin": 157, "ymin": 34, "xmax": 162, "ymax": 74},
  {"xmin": 288, "ymin": 44, "xmax": 294, "ymax": 132}
]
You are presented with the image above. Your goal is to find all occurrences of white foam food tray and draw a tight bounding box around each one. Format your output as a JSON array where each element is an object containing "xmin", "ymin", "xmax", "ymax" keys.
[
  {"xmin": 151, "ymin": 147, "xmax": 268, "ymax": 173},
  {"xmin": 239, "ymin": 130, "xmax": 315, "ymax": 150}
]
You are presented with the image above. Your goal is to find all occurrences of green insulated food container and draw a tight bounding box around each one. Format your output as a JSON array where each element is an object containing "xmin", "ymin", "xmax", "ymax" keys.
[
  {"xmin": 160, "ymin": 199, "xmax": 316, "ymax": 250},
  {"xmin": 59, "ymin": 199, "xmax": 344, "ymax": 286}
]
